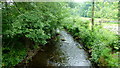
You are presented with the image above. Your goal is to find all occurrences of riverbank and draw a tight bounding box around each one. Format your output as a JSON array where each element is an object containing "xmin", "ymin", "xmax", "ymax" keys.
[
  {"xmin": 14, "ymin": 37, "xmax": 59, "ymax": 68},
  {"xmin": 63, "ymin": 16, "xmax": 119, "ymax": 66}
]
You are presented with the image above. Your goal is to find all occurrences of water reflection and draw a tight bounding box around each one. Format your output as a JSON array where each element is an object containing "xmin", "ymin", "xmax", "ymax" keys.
[{"xmin": 29, "ymin": 30, "xmax": 91, "ymax": 67}]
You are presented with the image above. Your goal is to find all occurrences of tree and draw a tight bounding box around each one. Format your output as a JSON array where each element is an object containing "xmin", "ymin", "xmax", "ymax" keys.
[{"xmin": 2, "ymin": 2, "xmax": 70, "ymax": 67}]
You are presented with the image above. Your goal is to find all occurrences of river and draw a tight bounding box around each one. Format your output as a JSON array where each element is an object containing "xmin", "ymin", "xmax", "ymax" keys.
[{"xmin": 28, "ymin": 30, "xmax": 92, "ymax": 67}]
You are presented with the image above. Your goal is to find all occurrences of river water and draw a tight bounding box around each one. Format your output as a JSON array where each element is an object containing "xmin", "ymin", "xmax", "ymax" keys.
[{"xmin": 28, "ymin": 30, "xmax": 92, "ymax": 67}]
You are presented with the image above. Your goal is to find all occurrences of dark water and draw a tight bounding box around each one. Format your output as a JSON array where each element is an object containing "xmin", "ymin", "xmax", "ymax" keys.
[{"xmin": 29, "ymin": 30, "xmax": 91, "ymax": 67}]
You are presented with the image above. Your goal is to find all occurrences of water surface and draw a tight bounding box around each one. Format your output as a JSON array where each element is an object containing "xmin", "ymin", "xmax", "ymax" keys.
[{"xmin": 29, "ymin": 30, "xmax": 91, "ymax": 67}]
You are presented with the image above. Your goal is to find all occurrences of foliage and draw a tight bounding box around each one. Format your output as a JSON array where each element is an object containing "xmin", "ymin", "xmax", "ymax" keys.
[
  {"xmin": 87, "ymin": 2, "xmax": 118, "ymax": 19},
  {"xmin": 63, "ymin": 16, "xmax": 119, "ymax": 66},
  {"xmin": 3, "ymin": 2, "xmax": 69, "ymax": 44},
  {"xmin": 2, "ymin": 44, "xmax": 27, "ymax": 67},
  {"xmin": 2, "ymin": 1, "xmax": 119, "ymax": 67},
  {"xmin": 67, "ymin": 2, "xmax": 119, "ymax": 20},
  {"xmin": 2, "ymin": 2, "xmax": 70, "ymax": 67}
]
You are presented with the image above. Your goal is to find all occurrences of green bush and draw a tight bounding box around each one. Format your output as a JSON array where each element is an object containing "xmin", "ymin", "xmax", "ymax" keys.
[
  {"xmin": 10, "ymin": 11, "xmax": 51, "ymax": 44},
  {"xmin": 2, "ymin": 47, "xmax": 27, "ymax": 67}
]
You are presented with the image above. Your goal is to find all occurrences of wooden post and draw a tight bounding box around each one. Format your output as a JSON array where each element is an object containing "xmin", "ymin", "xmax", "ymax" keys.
[{"xmin": 91, "ymin": 0, "xmax": 95, "ymax": 31}]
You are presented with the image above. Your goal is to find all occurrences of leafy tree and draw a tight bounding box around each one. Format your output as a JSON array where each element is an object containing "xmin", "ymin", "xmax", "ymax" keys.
[
  {"xmin": 2, "ymin": 2, "xmax": 70, "ymax": 67},
  {"xmin": 87, "ymin": 2, "xmax": 118, "ymax": 19},
  {"xmin": 3, "ymin": 2, "xmax": 69, "ymax": 45}
]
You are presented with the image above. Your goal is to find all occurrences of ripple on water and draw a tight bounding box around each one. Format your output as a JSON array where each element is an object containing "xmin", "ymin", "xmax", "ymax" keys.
[{"xmin": 29, "ymin": 30, "xmax": 92, "ymax": 67}]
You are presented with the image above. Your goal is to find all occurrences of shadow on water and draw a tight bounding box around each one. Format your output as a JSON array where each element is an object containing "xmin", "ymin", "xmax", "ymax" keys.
[{"xmin": 28, "ymin": 30, "xmax": 92, "ymax": 67}]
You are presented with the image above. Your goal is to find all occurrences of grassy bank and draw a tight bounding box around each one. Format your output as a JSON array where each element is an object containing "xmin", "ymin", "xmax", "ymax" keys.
[{"xmin": 62, "ymin": 16, "xmax": 119, "ymax": 66}]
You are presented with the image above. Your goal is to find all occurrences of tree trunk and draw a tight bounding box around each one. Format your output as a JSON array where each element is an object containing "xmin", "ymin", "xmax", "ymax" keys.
[{"xmin": 92, "ymin": 0, "xmax": 95, "ymax": 31}]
